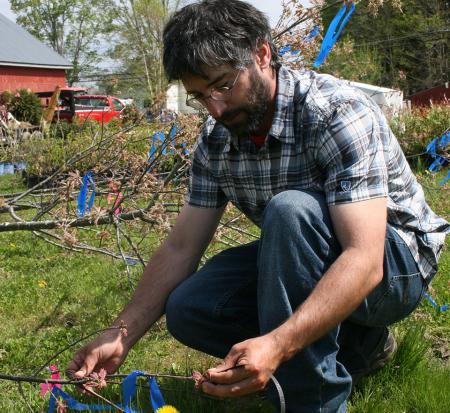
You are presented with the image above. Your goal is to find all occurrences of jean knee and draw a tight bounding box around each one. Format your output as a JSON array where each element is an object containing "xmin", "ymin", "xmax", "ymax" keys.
[
  {"xmin": 165, "ymin": 285, "xmax": 190, "ymax": 340},
  {"xmin": 262, "ymin": 190, "xmax": 331, "ymax": 230}
]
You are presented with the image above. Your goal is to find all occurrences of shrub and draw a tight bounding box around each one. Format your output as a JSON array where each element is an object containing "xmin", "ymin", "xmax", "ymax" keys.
[
  {"xmin": 0, "ymin": 89, "xmax": 43, "ymax": 125},
  {"xmin": 390, "ymin": 105, "xmax": 450, "ymax": 170},
  {"xmin": 121, "ymin": 103, "xmax": 142, "ymax": 124},
  {"xmin": 6, "ymin": 114, "xmax": 201, "ymax": 182}
]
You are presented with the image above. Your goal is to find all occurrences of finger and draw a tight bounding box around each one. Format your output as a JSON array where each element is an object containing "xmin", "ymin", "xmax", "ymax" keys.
[
  {"xmin": 210, "ymin": 359, "xmax": 237, "ymax": 374},
  {"xmin": 202, "ymin": 374, "xmax": 268, "ymax": 398},
  {"xmin": 208, "ymin": 345, "xmax": 247, "ymax": 375},
  {"xmin": 66, "ymin": 351, "xmax": 86, "ymax": 377},
  {"xmin": 99, "ymin": 359, "xmax": 120, "ymax": 374},
  {"xmin": 207, "ymin": 365, "xmax": 256, "ymax": 384},
  {"xmin": 73, "ymin": 352, "xmax": 98, "ymax": 378}
]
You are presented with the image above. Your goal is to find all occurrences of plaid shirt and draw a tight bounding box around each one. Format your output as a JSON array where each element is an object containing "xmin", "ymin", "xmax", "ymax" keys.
[{"xmin": 187, "ymin": 66, "xmax": 449, "ymax": 281}]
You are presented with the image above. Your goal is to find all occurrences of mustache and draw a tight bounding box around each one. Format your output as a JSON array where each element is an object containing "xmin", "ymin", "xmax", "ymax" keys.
[{"xmin": 217, "ymin": 108, "xmax": 247, "ymax": 123}]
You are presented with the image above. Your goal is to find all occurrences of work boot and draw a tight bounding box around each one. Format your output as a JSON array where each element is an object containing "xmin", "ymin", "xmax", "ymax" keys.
[
  {"xmin": 337, "ymin": 324, "xmax": 397, "ymax": 389},
  {"xmin": 350, "ymin": 329, "xmax": 397, "ymax": 387}
]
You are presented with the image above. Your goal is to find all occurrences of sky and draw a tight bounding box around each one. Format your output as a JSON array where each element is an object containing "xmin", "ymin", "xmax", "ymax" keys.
[
  {"xmin": 0, "ymin": 0, "xmax": 13, "ymax": 20},
  {"xmin": 0, "ymin": 0, "xmax": 289, "ymax": 27}
]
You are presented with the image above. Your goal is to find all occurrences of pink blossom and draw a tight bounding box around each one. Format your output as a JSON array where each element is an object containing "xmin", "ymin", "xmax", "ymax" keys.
[
  {"xmin": 192, "ymin": 371, "xmax": 206, "ymax": 389},
  {"xmin": 40, "ymin": 365, "xmax": 61, "ymax": 397},
  {"xmin": 107, "ymin": 182, "xmax": 123, "ymax": 215},
  {"xmin": 85, "ymin": 368, "xmax": 108, "ymax": 390},
  {"xmin": 119, "ymin": 320, "xmax": 128, "ymax": 337}
]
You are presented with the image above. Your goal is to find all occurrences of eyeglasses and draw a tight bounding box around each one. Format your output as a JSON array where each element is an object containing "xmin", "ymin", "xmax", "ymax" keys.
[{"xmin": 185, "ymin": 69, "xmax": 242, "ymax": 110}]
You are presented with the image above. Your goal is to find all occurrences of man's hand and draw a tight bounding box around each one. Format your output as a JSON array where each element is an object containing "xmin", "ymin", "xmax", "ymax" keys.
[
  {"xmin": 201, "ymin": 333, "xmax": 286, "ymax": 397},
  {"xmin": 67, "ymin": 329, "xmax": 129, "ymax": 378}
]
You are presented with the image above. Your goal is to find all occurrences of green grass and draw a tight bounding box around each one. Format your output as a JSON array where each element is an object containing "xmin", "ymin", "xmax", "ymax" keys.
[
  {"xmin": 349, "ymin": 324, "xmax": 450, "ymax": 413},
  {"xmin": 0, "ymin": 169, "xmax": 449, "ymax": 412}
]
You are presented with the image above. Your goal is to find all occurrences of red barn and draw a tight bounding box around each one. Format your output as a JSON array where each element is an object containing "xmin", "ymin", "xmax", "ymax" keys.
[
  {"xmin": 0, "ymin": 12, "xmax": 72, "ymax": 93},
  {"xmin": 411, "ymin": 83, "xmax": 450, "ymax": 107}
]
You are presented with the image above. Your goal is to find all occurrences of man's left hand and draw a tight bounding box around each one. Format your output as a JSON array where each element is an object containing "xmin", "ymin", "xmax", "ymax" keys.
[{"xmin": 200, "ymin": 333, "xmax": 286, "ymax": 397}]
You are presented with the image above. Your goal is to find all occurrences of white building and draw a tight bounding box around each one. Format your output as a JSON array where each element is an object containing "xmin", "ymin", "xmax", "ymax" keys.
[
  {"xmin": 349, "ymin": 80, "xmax": 404, "ymax": 116},
  {"xmin": 165, "ymin": 82, "xmax": 197, "ymax": 114}
]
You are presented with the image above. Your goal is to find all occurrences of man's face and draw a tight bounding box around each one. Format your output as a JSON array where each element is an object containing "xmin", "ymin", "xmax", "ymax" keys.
[{"xmin": 182, "ymin": 64, "xmax": 273, "ymax": 138}]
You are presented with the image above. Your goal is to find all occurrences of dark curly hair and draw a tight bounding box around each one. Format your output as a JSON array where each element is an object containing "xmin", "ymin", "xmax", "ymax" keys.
[{"xmin": 163, "ymin": 0, "xmax": 280, "ymax": 81}]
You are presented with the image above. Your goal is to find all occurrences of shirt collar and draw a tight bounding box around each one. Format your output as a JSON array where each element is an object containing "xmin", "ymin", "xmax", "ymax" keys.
[{"xmin": 268, "ymin": 66, "xmax": 296, "ymax": 144}]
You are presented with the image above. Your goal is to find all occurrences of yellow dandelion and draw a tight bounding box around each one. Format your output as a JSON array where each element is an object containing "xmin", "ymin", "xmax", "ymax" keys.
[
  {"xmin": 9, "ymin": 243, "xmax": 16, "ymax": 248},
  {"xmin": 155, "ymin": 406, "xmax": 180, "ymax": 413},
  {"xmin": 38, "ymin": 280, "xmax": 47, "ymax": 288}
]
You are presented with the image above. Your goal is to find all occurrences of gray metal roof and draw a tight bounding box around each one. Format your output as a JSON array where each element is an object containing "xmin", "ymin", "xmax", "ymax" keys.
[{"xmin": 0, "ymin": 13, "xmax": 72, "ymax": 69}]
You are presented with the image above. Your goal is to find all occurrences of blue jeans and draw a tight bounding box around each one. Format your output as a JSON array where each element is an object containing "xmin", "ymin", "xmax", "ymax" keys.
[{"xmin": 166, "ymin": 191, "xmax": 425, "ymax": 413}]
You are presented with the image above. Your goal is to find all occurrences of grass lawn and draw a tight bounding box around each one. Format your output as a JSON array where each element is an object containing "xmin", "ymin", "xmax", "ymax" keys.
[{"xmin": 0, "ymin": 170, "xmax": 448, "ymax": 413}]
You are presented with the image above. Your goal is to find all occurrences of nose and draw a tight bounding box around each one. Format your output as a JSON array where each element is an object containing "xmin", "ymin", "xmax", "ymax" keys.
[{"xmin": 204, "ymin": 98, "xmax": 227, "ymax": 119}]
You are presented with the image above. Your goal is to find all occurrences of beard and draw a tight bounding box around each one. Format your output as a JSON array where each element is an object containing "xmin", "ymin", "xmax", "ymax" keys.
[{"xmin": 216, "ymin": 66, "xmax": 272, "ymax": 138}]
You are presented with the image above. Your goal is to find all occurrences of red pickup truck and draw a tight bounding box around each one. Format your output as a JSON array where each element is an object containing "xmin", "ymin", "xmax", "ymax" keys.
[
  {"xmin": 73, "ymin": 95, "xmax": 125, "ymax": 123},
  {"xmin": 37, "ymin": 88, "xmax": 126, "ymax": 124}
]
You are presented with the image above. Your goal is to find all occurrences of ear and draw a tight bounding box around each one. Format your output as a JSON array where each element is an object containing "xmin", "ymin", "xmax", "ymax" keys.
[{"xmin": 255, "ymin": 41, "xmax": 271, "ymax": 70}]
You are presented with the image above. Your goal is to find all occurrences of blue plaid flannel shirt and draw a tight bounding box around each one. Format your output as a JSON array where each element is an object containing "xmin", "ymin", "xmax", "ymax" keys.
[{"xmin": 186, "ymin": 66, "xmax": 449, "ymax": 281}]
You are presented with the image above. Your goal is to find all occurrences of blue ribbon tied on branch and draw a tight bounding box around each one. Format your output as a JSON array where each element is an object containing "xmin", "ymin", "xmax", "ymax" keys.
[
  {"xmin": 149, "ymin": 131, "xmax": 167, "ymax": 161},
  {"xmin": 278, "ymin": 26, "xmax": 320, "ymax": 60},
  {"xmin": 148, "ymin": 124, "xmax": 189, "ymax": 170},
  {"xmin": 423, "ymin": 292, "xmax": 448, "ymax": 313},
  {"xmin": 77, "ymin": 171, "xmax": 96, "ymax": 217},
  {"xmin": 47, "ymin": 370, "xmax": 178, "ymax": 412},
  {"xmin": 426, "ymin": 132, "xmax": 450, "ymax": 185},
  {"xmin": 313, "ymin": 3, "xmax": 356, "ymax": 68}
]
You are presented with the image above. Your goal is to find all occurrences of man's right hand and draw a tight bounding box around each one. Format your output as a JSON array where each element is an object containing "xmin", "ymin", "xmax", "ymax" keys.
[{"xmin": 67, "ymin": 328, "xmax": 129, "ymax": 378}]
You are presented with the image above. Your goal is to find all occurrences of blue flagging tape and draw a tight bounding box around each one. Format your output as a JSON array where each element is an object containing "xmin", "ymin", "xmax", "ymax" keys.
[
  {"xmin": 148, "ymin": 131, "xmax": 165, "ymax": 172},
  {"xmin": 148, "ymin": 124, "xmax": 189, "ymax": 171},
  {"xmin": 47, "ymin": 371, "xmax": 167, "ymax": 412},
  {"xmin": 304, "ymin": 26, "xmax": 320, "ymax": 42},
  {"xmin": 77, "ymin": 171, "xmax": 96, "ymax": 217},
  {"xmin": 169, "ymin": 124, "xmax": 177, "ymax": 140},
  {"xmin": 429, "ymin": 157, "xmax": 446, "ymax": 173},
  {"xmin": 439, "ymin": 169, "xmax": 450, "ymax": 186},
  {"xmin": 278, "ymin": 26, "xmax": 319, "ymax": 59},
  {"xmin": 423, "ymin": 292, "xmax": 449, "ymax": 312},
  {"xmin": 181, "ymin": 142, "xmax": 189, "ymax": 156},
  {"xmin": 149, "ymin": 377, "xmax": 165, "ymax": 410},
  {"xmin": 149, "ymin": 131, "xmax": 166, "ymax": 161},
  {"xmin": 313, "ymin": 3, "xmax": 356, "ymax": 68},
  {"xmin": 169, "ymin": 125, "xmax": 178, "ymax": 155},
  {"xmin": 49, "ymin": 387, "xmax": 112, "ymax": 411},
  {"xmin": 279, "ymin": 45, "xmax": 292, "ymax": 56},
  {"xmin": 124, "ymin": 256, "xmax": 139, "ymax": 266},
  {"xmin": 426, "ymin": 137, "xmax": 438, "ymax": 157},
  {"xmin": 425, "ymin": 132, "xmax": 449, "ymax": 182}
]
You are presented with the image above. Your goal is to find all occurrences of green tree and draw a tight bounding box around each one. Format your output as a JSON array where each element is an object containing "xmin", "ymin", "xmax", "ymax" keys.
[
  {"xmin": 10, "ymin": 0, "xmax": 116, "ymax": 85},
  {"xmin": 321, "ymin": 38, "xmax": 383, "ymax": 85},
  {"xmin": 320, "ymin": 0, "xmax": 449, "ymax": 95},
  {"xmin": 97, "ymin": 0, "xmax": 182, "ymax": 103}
]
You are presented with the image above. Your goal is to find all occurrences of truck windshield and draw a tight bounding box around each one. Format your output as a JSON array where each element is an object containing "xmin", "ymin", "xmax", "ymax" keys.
[{"xmin": 75, "ymin": 97, "xmax": 108, "ymax": 107}]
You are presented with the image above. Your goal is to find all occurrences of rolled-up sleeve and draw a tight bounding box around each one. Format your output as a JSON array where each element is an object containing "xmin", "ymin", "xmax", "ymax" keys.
[{"xmin": 316, "ymin": 100, "xmax": 388, "ymax": 205}]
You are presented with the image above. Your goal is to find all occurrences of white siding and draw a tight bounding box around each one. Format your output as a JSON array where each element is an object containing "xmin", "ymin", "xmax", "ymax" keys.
[{"xmin": 166, "ymin": 83, "xmax": 197, "ymax": 114}]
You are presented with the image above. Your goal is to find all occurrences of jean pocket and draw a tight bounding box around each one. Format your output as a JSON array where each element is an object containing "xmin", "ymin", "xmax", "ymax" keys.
[{"xmin": 367, "ymin": 272, "xmax": 424, "ymax": 326}]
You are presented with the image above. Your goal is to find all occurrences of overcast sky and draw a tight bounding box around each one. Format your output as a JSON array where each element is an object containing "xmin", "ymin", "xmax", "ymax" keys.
[
  {"xmin": 0, "ymin": 0, "xmax": 294, "ymax": 27},
  {"xmin": 0, "ymin": 0, "xmax": 13, "ymax": 20}
]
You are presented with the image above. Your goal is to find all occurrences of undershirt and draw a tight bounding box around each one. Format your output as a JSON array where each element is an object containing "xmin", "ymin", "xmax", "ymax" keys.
[{"xmin": 249, "ymin": 135, "xmax": 266, "ymax": 148}]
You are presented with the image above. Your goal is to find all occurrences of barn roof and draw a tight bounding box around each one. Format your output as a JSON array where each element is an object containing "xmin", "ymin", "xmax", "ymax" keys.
[{"xmin": 0, "ymin": 12, "xmax": 72, "ymax": 70}]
